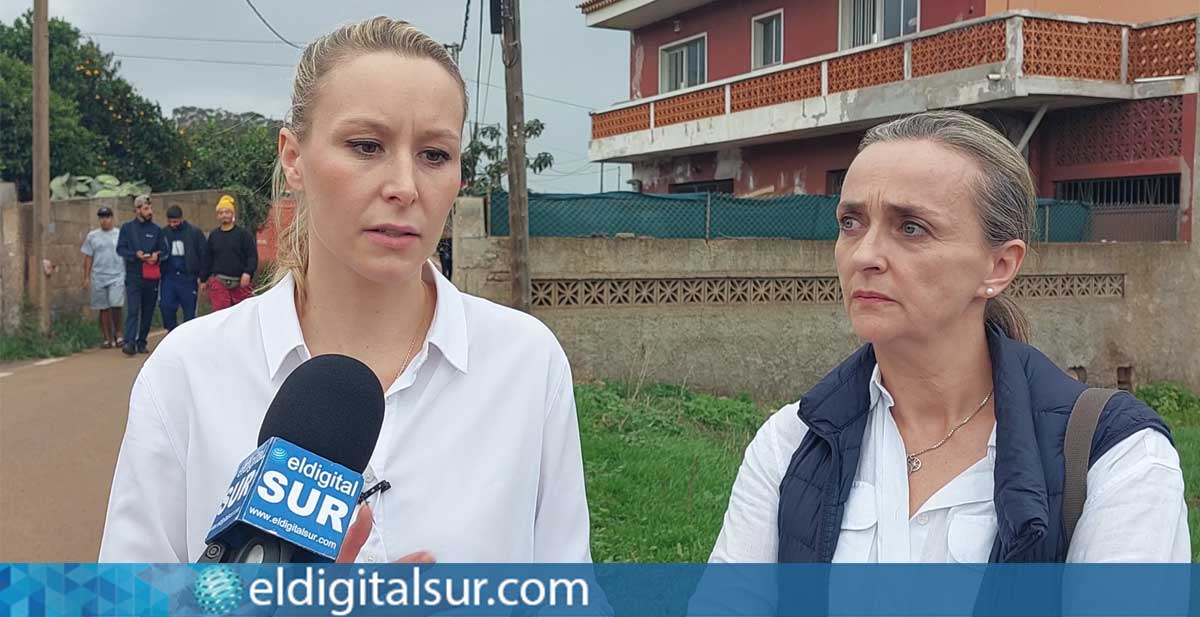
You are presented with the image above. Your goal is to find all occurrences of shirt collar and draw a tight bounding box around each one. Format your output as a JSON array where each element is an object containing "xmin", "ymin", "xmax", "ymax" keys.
[
  {"xmin": 424, "ymin": 260, "xmax": 469, "ymax": 374},
  {"xmin": 258, "ymin": 261, "xmax": 469, "ymax": 382}
]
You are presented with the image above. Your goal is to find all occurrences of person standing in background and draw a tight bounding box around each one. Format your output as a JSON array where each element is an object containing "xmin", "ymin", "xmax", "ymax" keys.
[
  {"xmin": 160, "ymin": 205, "xmax": 207, "ymax": 331},
  {"xmin": 81, "ymin": 206, "xmax": 124, "ymax": 349},
  {"xmin": 203, "ymin": 195, "xmax": 258, "ymax": 311},
  {"xmin": 116, "ymin": 195, "xmax": 167, "ymax": 355}
]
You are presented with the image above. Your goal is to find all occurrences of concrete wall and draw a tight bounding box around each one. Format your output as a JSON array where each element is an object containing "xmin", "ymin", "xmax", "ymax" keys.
[
  {"xmin": 0, "ymin": 190, "xmax": 226, "ymax": 331},
  {"xmin": 985, "ymin": 0, "xmax": 1199, "ymax": 23},
  {"xmin": 453, "ymin": 191, "xmax": 1200, "ymax": 401},
  {"xmin": 0, "ymin": 183, "xmax": 18, "ymax": 334}
]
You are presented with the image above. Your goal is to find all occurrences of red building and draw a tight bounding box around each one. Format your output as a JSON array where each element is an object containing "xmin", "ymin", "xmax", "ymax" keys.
[{"xmin": 581, "ymin": 0, "xmax": 1199, "ymax": 241}]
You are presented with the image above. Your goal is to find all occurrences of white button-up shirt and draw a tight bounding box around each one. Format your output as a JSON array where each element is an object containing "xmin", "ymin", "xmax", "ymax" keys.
[
  {"xmin": 711, "ymin": 366, "xmax": 1189, "ymax": 563},
  {"xmin": 99, "ymin": 264, "xmax": 591, "ymax": 563}
]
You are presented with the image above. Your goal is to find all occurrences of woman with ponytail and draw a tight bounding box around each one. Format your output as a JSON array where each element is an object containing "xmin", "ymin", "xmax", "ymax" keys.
[
  {"xmin": 99, "ymin": 17, "xmax": 589, "ymax": 564},
  {"xmin": 710, "ymin": 111, "xmax": 1187, "ymax": 563}
]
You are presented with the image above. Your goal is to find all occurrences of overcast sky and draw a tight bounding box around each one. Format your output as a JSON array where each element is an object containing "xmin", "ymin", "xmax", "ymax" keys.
[{"xmin": 0, "ymin": 0, "xmax": 633, "ymax": 193}]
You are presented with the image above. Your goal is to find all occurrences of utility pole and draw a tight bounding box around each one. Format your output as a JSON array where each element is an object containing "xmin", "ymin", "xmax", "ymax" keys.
[
  {"xmin": 32, "ymin": 0, "xmax": 50, "ymax": 334},
  {"xmin": 501, "ymin": 0, "xmax": 530, "ymax": 311}
]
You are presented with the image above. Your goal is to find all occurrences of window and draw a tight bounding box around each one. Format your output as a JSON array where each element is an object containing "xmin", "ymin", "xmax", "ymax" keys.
[
  {"xmin": 1054, "ymin": 174, "xmax": 1181, "ymax": 241},
  {"xmin": 826, "ymin": 169, "xmax": 848, "ymax": 194},
  {"xmin": 669, "ymin": 179, "xmax": 734, "ymax": 194},
  {"xmin": 842, "ymin": 0, "xmax": 919, "ymax": 48},
  {"xmin": 660, "ymin": 35, "xmax": 707, "ymax": 93},
  {"xmin": 752, "ymin": 11, "xmax": 783, "ymax": 69}
]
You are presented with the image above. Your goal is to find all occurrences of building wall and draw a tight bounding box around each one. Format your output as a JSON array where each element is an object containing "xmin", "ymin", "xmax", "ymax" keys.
[
  {"xmin": 1032, "ymin": 95, "xmax": 1196, "ymax": 241},
  {"xmin": 453, "ymin": 196, "xmax": 1200, "ymax": 400},
  {"xmin": 0, "ymin": 190, "xmax": 226, "ymax": 331},
  {"xmin": 985, "ymin": 0, "xmax": 1199, "ymax": 23},
  {"xmin": 630, "ymin": 0, "xmax": 839, "ymax": 99},
  {"xmin": 626, "ymin": 0, "xmax": 1036, "ymax": 100},
  {"xmin": 627, "ymin": 95, "xmax": 1195, "ymax": 244},
  {"xmin": 922, "ymin": 0, "xmax": 985, "ymax": 30},
  {"xmin": 632, "ymin": 131, "xmax": 863, "ymax": 196}
]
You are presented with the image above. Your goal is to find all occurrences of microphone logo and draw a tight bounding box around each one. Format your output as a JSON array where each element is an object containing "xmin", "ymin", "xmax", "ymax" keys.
[
  {"xmin": 270, "ymin": 446, "xmax": 288, "ymax": 462},
  {"xmin": 193, "ymin": 565, "xmax": 244, "ymax": 616}
]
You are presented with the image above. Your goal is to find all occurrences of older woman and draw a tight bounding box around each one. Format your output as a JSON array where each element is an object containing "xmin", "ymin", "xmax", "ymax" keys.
[{"xmin": 710, "ymin": 111, "xmax": 1188, "ymax": 563}]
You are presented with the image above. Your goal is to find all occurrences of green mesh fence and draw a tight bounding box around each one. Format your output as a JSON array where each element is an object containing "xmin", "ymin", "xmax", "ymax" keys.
[{"xmin": 487, "ymin": 191, "xmax": 1095, "ymax": 242}]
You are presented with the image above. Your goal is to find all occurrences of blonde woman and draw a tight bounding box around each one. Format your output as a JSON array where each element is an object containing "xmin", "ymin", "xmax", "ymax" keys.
[
  {"xmin": 710, "ymin": 111, "xmax": 1187, "ymax": 564},
  {"xmin": 100, "ymin": 17, "xmax": 590, "ymax": 563}
]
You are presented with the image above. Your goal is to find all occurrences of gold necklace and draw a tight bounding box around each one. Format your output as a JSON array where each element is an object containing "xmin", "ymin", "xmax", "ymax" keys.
[
  {"xmin": 905, "ymin": 390, "xmax": 993, "ymax": 475},
  {"xmin": 396, "ymin": 282, "xmax": 433, "ymax": 379}
]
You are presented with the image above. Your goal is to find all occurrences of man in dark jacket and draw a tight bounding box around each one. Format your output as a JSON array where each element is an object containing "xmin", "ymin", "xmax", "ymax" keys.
[
  {"xmin": 160, "ymin": 205, "xmax": 207, "ymax": 331},
  {"xmin": 116, "ymin": 194, "xmax": 168, "ymax": 355},
  {"xmin": 203, "ymin": 194, "xmax": 258, "ymax": 311}
]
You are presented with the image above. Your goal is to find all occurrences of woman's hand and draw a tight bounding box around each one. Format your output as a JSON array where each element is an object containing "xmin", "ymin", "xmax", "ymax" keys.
[{"xmin": 335, "ymin": 503, "xmax": 435, "ymax": 564}]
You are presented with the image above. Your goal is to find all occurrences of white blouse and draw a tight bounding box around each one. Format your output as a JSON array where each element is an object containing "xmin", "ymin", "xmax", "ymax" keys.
[
  {"xmin": 710, "ymin": 365, "xmax": 1190, "ymax": 563},
  {"xmin": 99, "ymin": 263, "xmax": 591, "ymax": 563}
]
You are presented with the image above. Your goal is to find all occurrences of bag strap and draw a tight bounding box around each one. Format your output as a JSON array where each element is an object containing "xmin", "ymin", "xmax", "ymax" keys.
[{"xmin": 1063, "ymin": 387, "xmax": 1119, "ymax": 545}]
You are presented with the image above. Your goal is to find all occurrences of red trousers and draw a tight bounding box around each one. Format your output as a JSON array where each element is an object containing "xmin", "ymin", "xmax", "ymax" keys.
[{"xmin": 208, "ymin": 277, "xmax": 253, "ymax": 311}]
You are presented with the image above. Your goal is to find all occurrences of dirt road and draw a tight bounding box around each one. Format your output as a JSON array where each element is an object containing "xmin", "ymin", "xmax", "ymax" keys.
[{"xmin": 0, "ymin": 333, "xmax": 164, "ymax": 561}]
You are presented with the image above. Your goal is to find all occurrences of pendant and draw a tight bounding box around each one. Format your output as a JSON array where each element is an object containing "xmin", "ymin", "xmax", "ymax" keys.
[{"xmin": 907, "ymin": 455, "xmax": 922, "ymax": 475}]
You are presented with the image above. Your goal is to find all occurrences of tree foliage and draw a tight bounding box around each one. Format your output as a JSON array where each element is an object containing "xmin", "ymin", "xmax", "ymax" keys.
[
  {"xmin": 461, "ymin": 120, "xmax": 555, "ymax": 196},
  {"xmin": 0, "ymin": 53, "xmax": 104, "ymax": 200},
  {"xmin": 0, "ymin": 13, "xmax": 186, "ymax": 199},
  {"xmin": 176, "ymin": 112, "xmax": 278, "ymax": 231}
]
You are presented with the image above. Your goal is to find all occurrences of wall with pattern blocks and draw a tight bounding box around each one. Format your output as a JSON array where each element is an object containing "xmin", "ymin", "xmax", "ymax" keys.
[{"xmin": 453, "ymin": 194, "xmax": 1200, "ymax": 401}]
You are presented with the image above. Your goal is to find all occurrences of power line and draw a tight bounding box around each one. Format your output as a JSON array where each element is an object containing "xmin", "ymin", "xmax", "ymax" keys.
[
  {"xmin": 482, "ymin": 35, "xmax": 496, "ymax": 118},
  {"xmin": 83, "ymin": 31, "xmax": 297, "ymax": 45},
  {"xmin": 472, "ymin": 0, "xmax": 485, "ymax": 137},
  {"xmin": 459, "ymin": 0, "xmax": 472, "ymax": 53},
  {"xmin": 243, "ymin": 0, "xmax": 304, "ymax": 50},
  {"xmin": 113, "ymin": 53, "xmax": 293, "ymax": 68},
  {"xmin": 111, "ymin": 52, "xmax": 597, "ymax": 110}
]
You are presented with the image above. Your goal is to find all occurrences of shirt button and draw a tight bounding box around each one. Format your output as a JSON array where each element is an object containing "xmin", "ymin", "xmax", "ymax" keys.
[
  {"xmin": 917, "ymin": 514, "xmax": 930, "ymax": 525},
  {"xmin": 365, "ymin": 553, "xmax": 378, "ymax": 563},
  {"xmin": 363, "ymin": 469, "xmax": 377, "ymax": 484}
]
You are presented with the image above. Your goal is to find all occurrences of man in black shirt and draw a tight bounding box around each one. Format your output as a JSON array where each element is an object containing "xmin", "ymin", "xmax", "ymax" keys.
[{"xmin": 202, "ymin": 195, "xmax": 258, "ymax": 311}]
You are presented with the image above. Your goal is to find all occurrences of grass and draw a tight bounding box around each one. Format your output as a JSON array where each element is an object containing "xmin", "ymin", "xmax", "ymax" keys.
[
  {"xmin": 0, "ymin": 292, "xmax": 215, "ymax": 363},
  {"xmin": 578, "ymin": 380, "xmax": 1200, "ymax": 563},
  {"xmin": 577, "ymin": 381, "xmax": 770, "ymax": 562},
  {"xmin": 0, "ymin": 309, "xmax": 105, "ymax": 362}
]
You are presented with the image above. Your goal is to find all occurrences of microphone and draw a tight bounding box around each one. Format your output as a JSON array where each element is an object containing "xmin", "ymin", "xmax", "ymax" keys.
[{"xmin": 199, "ymin": 354, "xmax": 385, "ymax": 563}]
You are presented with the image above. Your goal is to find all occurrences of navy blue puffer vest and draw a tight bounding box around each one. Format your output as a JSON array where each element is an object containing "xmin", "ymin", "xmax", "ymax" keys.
[{"xmin": 777, "ymin": 326, "xmax": 1171, "ymax": 563}]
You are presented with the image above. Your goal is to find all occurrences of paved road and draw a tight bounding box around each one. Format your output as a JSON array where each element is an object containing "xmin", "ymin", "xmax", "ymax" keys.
[{"xmin": 0, "ymin": 332, "xmax": 164, "ymax": 561}]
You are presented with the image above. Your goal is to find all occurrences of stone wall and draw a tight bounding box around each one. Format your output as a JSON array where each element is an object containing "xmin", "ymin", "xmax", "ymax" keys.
[{"xmin": 0, "ymin": 189, "xmax": 227, "ymax": 331}]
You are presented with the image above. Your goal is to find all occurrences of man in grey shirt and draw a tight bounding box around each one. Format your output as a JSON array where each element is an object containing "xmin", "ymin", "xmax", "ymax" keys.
[{"xmin": 81, "ymin": 207, "xmax": 124, "ymax": 348}]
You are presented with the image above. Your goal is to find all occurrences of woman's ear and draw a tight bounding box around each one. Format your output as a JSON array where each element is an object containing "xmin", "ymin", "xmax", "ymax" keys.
[
  {"xmin": 980, "ymin": 239, "xmax": 1027, "ymax": 298},
  {"xmin": 279, "ymin": 127, "xmax": 304, "ymax": 192}
]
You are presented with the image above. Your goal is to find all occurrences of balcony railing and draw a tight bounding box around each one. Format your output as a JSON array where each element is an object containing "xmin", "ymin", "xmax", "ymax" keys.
[{"xmin": 590, "ymin": 12, "xmax": 1198, "ymax": 140}]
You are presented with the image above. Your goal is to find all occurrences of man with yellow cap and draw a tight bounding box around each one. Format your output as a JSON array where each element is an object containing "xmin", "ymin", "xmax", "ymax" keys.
[{"xmin": 202, "ymin": 194, "xmax": 258, "ymax": 311}]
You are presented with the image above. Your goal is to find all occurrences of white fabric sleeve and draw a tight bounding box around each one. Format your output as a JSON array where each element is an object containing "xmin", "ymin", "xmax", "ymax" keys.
[
  {"xmin": 98, "ymin": 370, "xmax": 188, "ymax": 562},
  {"xmin": 1067, "ymin": 427, "xmax": 1190, "ymax": 562}
]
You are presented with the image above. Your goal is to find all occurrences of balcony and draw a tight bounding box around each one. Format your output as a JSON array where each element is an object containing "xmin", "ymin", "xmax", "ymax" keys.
[
  {"xmin": 588, "ymin": 12, "xmax": 1199, "ymax": 162},
  {"xmin": 578, "ymin": 0, "xmax": 720, "ymax": 30}
]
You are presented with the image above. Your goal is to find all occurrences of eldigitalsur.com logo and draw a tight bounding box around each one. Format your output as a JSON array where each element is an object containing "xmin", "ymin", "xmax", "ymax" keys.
[{"xmin": 193, "ymin": 565, "xmax": 245, "ymax": 616}]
